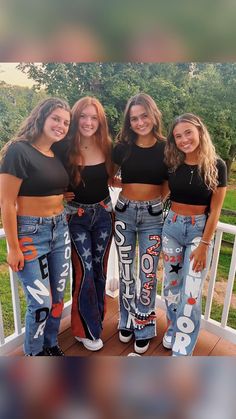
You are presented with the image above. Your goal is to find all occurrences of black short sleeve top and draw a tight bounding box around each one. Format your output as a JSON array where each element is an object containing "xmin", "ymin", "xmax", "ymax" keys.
[
  {"xmin": 112, "ymin": 141, "xmax": 168, "ymax": 185},
  {"xmin": 168, "ymin": 158, "xmax": 227, "ymax": 206},
  {"xmin": 0, "ymin": 141, "xmax": 69, "ymax": 196}
]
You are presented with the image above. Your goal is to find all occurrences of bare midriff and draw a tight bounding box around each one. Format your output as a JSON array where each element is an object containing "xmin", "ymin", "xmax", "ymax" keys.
[
  {"xmin": 121, "ymin": 184, "xmax": 162, "ymax": 201},
  {"xmin": 17, "ymin": 195, "xmax": 65, "ymax": 217},
  {"xmin": 171, "ymin": 201, "xmax": 208, "ymax": 215}
]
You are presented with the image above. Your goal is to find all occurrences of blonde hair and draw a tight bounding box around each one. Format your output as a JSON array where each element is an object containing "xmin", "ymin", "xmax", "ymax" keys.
[
  {"xmin": 68, "ymin": 96, "xmax": 113, "ymax": 186},
  {"xmin": 164, "ymin": 113, "xmax": 218, "ymax": 191}
]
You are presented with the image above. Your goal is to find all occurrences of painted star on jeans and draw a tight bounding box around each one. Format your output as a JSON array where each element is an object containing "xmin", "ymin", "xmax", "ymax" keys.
[
  {"xmin": 100, "ymin": 230, "xmax": 109, "ymax": 241},
  {"xmin": 169, "ymin": 263, "xmax": 182, "ymax": 274},
  {"xmin": 85, "ymin": 261, "xmax": 92, "ymax": 271},
  {"xmin": 82, "ymin": 247, "xmax": 91, "ymax": 259},
  {"xmin": 96, "ymin": 244, "xmax": 104, "ymax": 253},
  {"xmin": 74, "ymin": 232, "xmax": 87, "ymax": 244},
  {"xmin": 165, "ymin": 289, "xmax": 180, "ymax": 306},
  {"xmin": 93, "ymin": 256, "xmax": 101, "ymax": 264}
]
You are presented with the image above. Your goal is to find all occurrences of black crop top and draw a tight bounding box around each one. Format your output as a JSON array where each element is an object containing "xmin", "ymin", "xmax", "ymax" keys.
[
  {"xmin": 0, "ymin": 141, "xmax": 69, "ymax": 196},
  {"xmin": 52, "ymin": 139, "xmax": 109, "ymax": 204},
  {"xmin": 69, "ymin": 163, "xmax": 109, "ymax": 204},
  {"xmin": 168, "ymin": 159, "xmax": 227, "ymax": 206},
  {"xmin": 112, "ymin": 141, "xmax": 168, "ymax": 185}
]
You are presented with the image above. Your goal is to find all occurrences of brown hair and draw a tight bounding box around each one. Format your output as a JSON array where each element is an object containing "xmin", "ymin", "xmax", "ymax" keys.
[
  {"xmin": 116, "ymin": 92, "xmax": 165, "ymax": 145},
  {"xmin": 0, "ymin": 97, "xmax": 71, "ymax": 160}
]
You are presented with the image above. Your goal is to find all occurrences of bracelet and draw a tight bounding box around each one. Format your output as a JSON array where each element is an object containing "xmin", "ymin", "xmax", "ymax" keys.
[{"xmin": 200, "ymin": 239, "xmax": 210, "ymax": 246}]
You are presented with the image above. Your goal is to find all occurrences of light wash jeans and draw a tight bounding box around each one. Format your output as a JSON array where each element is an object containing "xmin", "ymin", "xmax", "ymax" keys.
[
  {"xmin": 114, "ymin": 194, "xmax": 163, "ymax": 341},
  {"xmin": 162, "ymin": 209, "xmax": 213, "ymax": 356},
  {"xmin": 66, "ymin": 196, "xmax": 113, "ymax": 340},
  {"xmin": 17, "ymin": 211, "xmax": 71, "ymax": 355}
]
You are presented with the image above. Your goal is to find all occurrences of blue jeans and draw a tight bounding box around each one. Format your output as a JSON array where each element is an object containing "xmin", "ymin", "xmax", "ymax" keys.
[
  {"xmin": 66, "ymin": 196, "xmax": 113, "ymax": 340},
  {"xmin": 162, "ymin": 209, "xmax": 213, "ymax": 356},
  {"xmin": 114, "ymin": 194, "xmax": 163, "ymax": 340},
  {"xmin": 17, "ymin": 211, "xmax": 71, "ymax": 355}
]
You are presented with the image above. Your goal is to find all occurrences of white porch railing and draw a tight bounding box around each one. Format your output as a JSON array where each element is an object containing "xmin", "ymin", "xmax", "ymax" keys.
[{"xmin": 0, "ymin": 189, "xmax": 235, "ymax": 355}]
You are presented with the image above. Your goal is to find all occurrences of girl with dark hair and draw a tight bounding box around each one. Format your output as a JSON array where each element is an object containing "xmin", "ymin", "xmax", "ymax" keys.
[
  {"xmin": 54, "ymin": 96, "xmax": 114, "ymax": 351},
  {"xmin": 0, "ymin": 97, "xmax": 71, "ymax": 356},
  {"xmin": 112, "ymin": 93, "xmax": 168, "ymax": 354},
  {"xmin": 162, "ymin": 113, "xmax": 227, "ymax": 356}
]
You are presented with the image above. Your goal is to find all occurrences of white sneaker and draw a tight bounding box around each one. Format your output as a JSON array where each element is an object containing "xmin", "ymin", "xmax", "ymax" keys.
[
  {"xmin": 75, "ymin": 337, "xmax": 103, "ymax": 351},
  {"xmin": 134, "ymin": 339, "xmax": 150, "ymax": 354},
  {"xmin": 119, "ymin": 330, "xmax": 133, "ymax": 343},
  {"xmin": 162, "ymin": 333, "xmax": 172, "ymax": 349}
]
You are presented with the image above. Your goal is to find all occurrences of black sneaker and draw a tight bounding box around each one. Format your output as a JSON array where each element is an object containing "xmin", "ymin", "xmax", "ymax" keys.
[
  {"xmin": 119, "ymin": 330, "xmax": 133, "ymax": 343},
  {"xmin": 134, "ymin": 339, "xmax": 150, "ymax": 354},
  {"xmin": 44, "ymin": 345, "xmax": 65, "ymax": 356}
]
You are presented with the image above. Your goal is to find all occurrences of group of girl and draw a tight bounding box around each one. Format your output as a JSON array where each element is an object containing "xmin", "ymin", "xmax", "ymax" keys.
[{"xmin": 0, "ymin": 93, "xmax": 227, "ymax": 357}]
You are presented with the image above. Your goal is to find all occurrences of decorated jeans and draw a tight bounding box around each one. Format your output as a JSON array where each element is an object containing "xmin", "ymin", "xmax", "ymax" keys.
[
  {"xmin": 17, "ymin": 211, "xmax": 71, "ymax": 355},
  {"xmin": 162, "ymin": 209, "xmax": 213, "ymax": 356},
  {"xmin": 114, "ymin": 194, "xmax": 163, "ymax": 341},
  {"xmin": 66, "ymin": 196, "xmax": 113, "ymax": 340}
]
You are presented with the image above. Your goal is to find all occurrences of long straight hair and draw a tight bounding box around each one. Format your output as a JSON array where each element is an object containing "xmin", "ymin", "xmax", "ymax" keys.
[
  {"xmin": 164, "ymin": 113, "xmax": 218, "ymax": 191},
  {"xmin": 68, "ymin": 96, "xmax": 113, "ymax": 186}
]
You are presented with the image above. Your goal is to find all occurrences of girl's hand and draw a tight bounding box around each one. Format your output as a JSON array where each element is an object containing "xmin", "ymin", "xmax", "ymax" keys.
[
  {"xmin": 189, "ymin": 243, "xmax": 208, "ymax": 272},
  {"xmin": 7, "ymin": 248, "xmax": 25, "ymax": 272},
  {"xmin": 63, "ymin": 192, "xmax": 75, "ymax": 202}
]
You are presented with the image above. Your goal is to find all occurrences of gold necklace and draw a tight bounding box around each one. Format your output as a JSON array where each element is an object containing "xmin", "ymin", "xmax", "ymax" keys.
[{"xmin": 138, "ymin": 138, "xmax": 157, "ymax": 147}]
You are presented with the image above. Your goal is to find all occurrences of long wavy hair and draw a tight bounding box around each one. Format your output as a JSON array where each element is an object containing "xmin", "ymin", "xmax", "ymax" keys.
[
  {"xmin": 164, "ymin": 113, "xmax": 218, "ymax": 191},
  {"xmin": 116, "ymin": 93, "xmax": 166, "ymax": 145},
  {"xmin": 0, "ymin": 97, "xmax": 71, "ymax": 160},
  {"xmin": 68, "ymin": 96, "xmax": 113, "ymax": 186}
]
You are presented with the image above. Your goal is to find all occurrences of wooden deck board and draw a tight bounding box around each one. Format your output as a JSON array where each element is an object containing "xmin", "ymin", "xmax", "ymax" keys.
[{"xmin": 8, "ymin": 296, "xmax": 236, "ymax": 357}]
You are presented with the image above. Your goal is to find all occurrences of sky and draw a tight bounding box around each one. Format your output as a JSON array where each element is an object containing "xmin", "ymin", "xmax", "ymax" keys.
[{"xmin": 0, "ymin": 63, "xmax": 34, "ymax": 87}]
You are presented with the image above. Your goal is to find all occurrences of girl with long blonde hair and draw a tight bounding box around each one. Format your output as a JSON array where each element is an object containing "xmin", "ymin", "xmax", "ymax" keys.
[{"xmin": 162, "ymin": 113, "xmax": 227, "ymax": 356}]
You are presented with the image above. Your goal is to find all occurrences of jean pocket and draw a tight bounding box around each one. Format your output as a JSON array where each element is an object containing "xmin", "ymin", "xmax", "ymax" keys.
[
  {"xmin": 147, "ymin": 203, "xmax": 162, "ymax": 216},
  {"xmin": 115, "ymin": 199, "xmax": 128, "ymax": 212},
  {"xmin": 18, "ymin": 224, "xmax": 38, "ymax": 235}
]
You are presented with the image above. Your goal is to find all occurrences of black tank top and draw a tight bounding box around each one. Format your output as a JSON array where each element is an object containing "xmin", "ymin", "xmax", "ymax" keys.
[{"xmin": 70, "ymin": 162, "xmax": 109, "ymax": 204}]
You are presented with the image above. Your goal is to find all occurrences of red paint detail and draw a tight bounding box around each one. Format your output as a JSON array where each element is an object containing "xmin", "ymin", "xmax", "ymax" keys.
[
  {"xmin": 51, "ymin": 301, "xmax": 64, "ymax": 318},
  {"xmin": 77, "ymin": 208, "xmax": 85, "ymax": 217},
  {"xmin": 135, "ymin": 314, "xmax": 156, "ymax": 325},
  {"xmin": 144, "ymin": 281, "xmax": 154, "ymax": 290},
  {"xmin": 100, "ymin": 200, "xmax": 108, "ymax": 209},
  {"xmin": 188, "ymin": 297, "xmax": 196, "ymax": 305},
  {"xmin": 19, "ymin": 237, "xmax": 38, "ymax": 261},
  {"xmin": 171, "ymin": 280, "xmax": 178, "ymax": 286}
]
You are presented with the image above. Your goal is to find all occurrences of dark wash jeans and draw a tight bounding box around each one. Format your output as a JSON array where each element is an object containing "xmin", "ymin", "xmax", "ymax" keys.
[{"xmin": 66, "ymin": 197, "xmax": 113, "ymax": 340}]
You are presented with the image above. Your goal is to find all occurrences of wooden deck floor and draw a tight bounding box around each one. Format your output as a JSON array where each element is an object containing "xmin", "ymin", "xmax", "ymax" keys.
[{"xmin": 9, "ymin": 296, "xmax": 236, "ymax": 356}]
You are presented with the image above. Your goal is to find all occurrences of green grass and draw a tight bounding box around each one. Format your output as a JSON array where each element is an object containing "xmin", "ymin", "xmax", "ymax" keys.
[
  {"xmin": 223, "ymin": 190, "xmax": 236, "ymax": 211},
  {"xmin": 202, "ymin": 297, "xmax": 236, "ymax": 329}
]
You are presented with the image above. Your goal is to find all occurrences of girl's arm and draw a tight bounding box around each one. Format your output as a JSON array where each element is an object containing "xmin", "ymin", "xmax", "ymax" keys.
[
  {"xmin": 108, "ymin": 163, "xmax": 122, "ymax": 188},
  {"xmin": 190, "ymin": 186, "xmax": 227, "ymax": 272},
  {"xmin": 0, "ymin": 174, "xmax": 25, "ymax": 272},
  {"xmin": 161, "ymin": 180, "xmax": 170, "ymax": 201}
]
